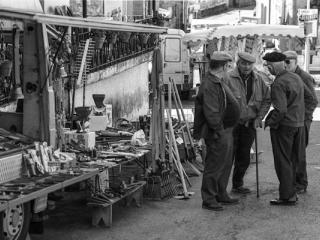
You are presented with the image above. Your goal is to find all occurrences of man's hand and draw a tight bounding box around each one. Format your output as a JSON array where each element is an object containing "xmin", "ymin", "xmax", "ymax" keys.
[
  {"xmin": 213, "ymin": 130, "xmax": 222, "ymax": 140},
  {"xmin": 253, "ymin": 118, "xmax": 263, "ymax": 128}
]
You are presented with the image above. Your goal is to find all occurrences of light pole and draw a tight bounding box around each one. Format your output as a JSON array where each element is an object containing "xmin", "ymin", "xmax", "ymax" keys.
[
  {"xmin": 238, "ymin": 0, "xmax": 241, "ymax": 23},
  {"xmin": 304, "ymin": 0, "xmax": 310, "ymax": 72}
]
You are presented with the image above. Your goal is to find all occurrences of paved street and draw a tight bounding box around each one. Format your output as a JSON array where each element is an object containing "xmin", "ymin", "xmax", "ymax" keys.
[{"xmin": 32, "ymin": 106, "xmax": 320, "ymax": 240}]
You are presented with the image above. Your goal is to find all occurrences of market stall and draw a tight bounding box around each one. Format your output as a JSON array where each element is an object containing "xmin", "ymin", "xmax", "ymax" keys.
[{"xmin": 0, "ymin": 6, "xmax": 168, "ymax": 240}]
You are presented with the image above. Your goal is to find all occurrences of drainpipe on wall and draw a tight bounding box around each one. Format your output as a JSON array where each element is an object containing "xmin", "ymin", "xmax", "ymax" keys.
[
  {"xmin": 268, "ymin": 0, "xmax": 271, "ymax": 24},
  {"xmin": 153, "ymin": 0, "xmax": 157, "ymax": 18},
  {"xmin": 82, "ymin": 0, "xmax": 87, "ymax": 18}
]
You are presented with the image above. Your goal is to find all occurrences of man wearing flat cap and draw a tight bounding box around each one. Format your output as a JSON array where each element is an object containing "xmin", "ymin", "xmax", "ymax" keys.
[
  {"xmin": 283, "ymin": 50, "xmax": 318, "ymax": 194},
  {"xmin": 194, "ymin": 51, "xmax": 240, "ymax": 211},
  {"xmin": 263, "ymin": 51, "xmax": 307, "ymax": 205},
  {"xmin": 224, "ymin": 51, "xmax": 271, "ymax": 194}
]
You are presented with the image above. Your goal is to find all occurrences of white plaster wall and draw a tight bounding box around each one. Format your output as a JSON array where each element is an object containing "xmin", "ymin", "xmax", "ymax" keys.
[
  {"xmin": 105, "ymin": 0, "xmax": 124, "ymax": 18},
  {"xmin": 43, "ymin": 0, "xmax": 70, "ymax": 13},
  {"xmin": 74, "ymin": 58, "xmax": 151, "ymax": 124},
  {"xmin": 0, "ymin": 0, "xmax": 43, "ymax": 12}
]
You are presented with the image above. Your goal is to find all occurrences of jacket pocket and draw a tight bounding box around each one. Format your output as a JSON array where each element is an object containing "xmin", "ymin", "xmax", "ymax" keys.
[
  {"xmin": 251, "ymin": 89, "xmax": 263, "ymax": 110},
  {"xmin": 235, "ymin": 95, "xmax": 241, "ymax": 109}
]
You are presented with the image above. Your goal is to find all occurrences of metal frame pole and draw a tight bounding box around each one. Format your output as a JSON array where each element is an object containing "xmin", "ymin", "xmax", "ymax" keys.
[
  {"xmin": 255, "ymin": 130, "xmax": 260, "ymax": 198},
  {"xmin": 304, "ymin": 0, "xmax": 311, "ymax": 72}
]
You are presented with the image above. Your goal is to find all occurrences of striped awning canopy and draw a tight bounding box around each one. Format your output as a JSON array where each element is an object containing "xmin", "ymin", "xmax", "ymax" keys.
[{"xmin": 183, "ymin": 24, "xmax": 305, "ymax": 44}]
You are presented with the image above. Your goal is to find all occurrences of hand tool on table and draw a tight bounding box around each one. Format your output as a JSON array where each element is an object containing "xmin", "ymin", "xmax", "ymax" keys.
[{"xmin": 0, "ymin": 194, "xmax": 18, "ymax": 201}]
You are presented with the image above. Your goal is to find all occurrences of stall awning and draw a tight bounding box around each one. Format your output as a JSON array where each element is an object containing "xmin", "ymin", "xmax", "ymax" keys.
[
  {"xmin": 183, "ymin": 24, "xmax": 305, "ymax": 43},
  {"xmin": 212, "ymin": 24, "xmax": 305, "ymax": 38},
  {"xmin": 0, "ymin": 8, "xmax": 168, "ymax": 34},
  {"xmin": 183, "ymin": 29, "xmax": 215, "ymax": 43}
]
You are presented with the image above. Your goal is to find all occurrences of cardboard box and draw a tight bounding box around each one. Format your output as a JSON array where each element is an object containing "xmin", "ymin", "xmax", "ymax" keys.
[
  {"xmin": 89, "ymin": 104, "xmax": 112, "ymax": 131},
  {"xmin": 89, "ymin": 116, "xmax": 111, "ymax": 132},
  {"xmin": 64, "ymin": 131, "xmax": 95, "ymax": 150}
]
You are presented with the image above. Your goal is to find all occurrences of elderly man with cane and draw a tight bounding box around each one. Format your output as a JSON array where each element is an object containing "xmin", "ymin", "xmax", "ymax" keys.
[
  {"xmin": 194, "ymin": 52, "xmax": 240, "ymax": 211},
  {"xmin": 224, "ymin": 52, "xmax": 271, "ymax": 194},
  {"xmin": 263, "ymin": 51, "xmax": 310, "ymax": 205},
  {"xmin": 283, "ymin": 51, "xmax": 318, "ymax": 194}
]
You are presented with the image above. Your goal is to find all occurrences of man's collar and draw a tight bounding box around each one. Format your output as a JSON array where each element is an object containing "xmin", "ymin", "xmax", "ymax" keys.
[
  {"xmin": 294, "ymin": 65, "xmax": 301, "ymax": 74},
  {"xmin": 230, "ymin": 67, "xmax": 256, "ymax": 80},
  {"xmin": 229, "ymin": 67, "xmax": 241, "ymax": 78},
  {"xmin": 208, "ymin": 71, "xmax": 222, "ymax": 83},
  {"xmin": 276, "ymin": 69, "xmax": 287, "ymax": 77}
]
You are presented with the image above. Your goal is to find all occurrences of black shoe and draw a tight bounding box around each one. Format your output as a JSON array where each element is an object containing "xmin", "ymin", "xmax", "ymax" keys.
[
  {"xmin": 202, "ymin": 202, "xmax": 223, "ymax": 211},
  {"xmin": 216, "ymin": 196, "xmax": 240, "ymax": 205},
  {"xmin": 270, "ymin": 195, "xmax": 298, "ymax": 206},
  {"xmin": 296, "ymin": 188, "xmax": 307, "ymax": 194},
  {"xmin": 232, "ymin": 186, "xmax": 251, "ymax": 194}
]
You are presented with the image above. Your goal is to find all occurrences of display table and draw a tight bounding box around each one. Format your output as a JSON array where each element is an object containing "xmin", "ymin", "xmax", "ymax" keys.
[
  {"xmin": 0, "ymin": 169, "xmax": 99, "ymax": 212},
  {"xmin": 88, "ymin": 181, "xmax": 146, "ymax": 227},
  {"xmin": 84, "ymin": 149, "xmax": 150, "ymax": 227}
]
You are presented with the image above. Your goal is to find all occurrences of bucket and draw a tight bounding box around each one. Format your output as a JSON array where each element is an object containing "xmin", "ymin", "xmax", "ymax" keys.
[
  {"xmin": 92, "ymin": 94, "xmax": 105, "ymax": 108},
  {"xmin": 139, "ymin": 33, "xmax": 150, "ymax": 45},
  {"xmin": 75, "ymin": 106, "xmax": 92, "ymax": 121},
  {"xmin": 94, "ymin": 36, "xmax": 106, "ymax": 49},
  {"xmin": 119, "ymin": 32, "xmax": 131, "ymax": 43},
  {"xmin": 0, "ymin": 60, "xmax": 12, "ymax": 77}
]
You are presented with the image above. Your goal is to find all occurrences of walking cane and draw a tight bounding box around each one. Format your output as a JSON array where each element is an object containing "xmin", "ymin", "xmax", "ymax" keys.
[{"xmin": 254, "ymin": 130, "xmax": 260, "ymax": 198}]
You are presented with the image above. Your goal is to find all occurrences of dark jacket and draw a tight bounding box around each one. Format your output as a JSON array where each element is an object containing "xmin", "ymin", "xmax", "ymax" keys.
[
  {"xmin": 193, "ymin": 72, "xmax": 240, "ymax": 140},
  {"xmin": 295, "ymin": 66, "xmax": 318, "ymax": 121},
  {"xmin": 265, "ymin": 70, "xmax": 305, "ymax": 128},
  {"xmin": 225, "ymin": 68, "xmax": 271, "ymax": 123}
]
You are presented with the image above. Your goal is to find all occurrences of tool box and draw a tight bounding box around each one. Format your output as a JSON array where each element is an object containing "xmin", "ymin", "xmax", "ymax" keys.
[{"xmin": 63, "ymin": 130, "xmax": 96, "ymax": 150}]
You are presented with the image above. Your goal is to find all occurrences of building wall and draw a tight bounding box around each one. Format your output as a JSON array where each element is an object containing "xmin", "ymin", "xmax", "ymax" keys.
[
  {"xmin": 0, "ymin": 0, "xmax": 43, "ymax": 12},
  {"xmin": 43, "ymin": 0, "xmax": 69, "ymax": 13},
  {"xmin": 232, "ymin": 0, "xmax": 255, "ymax": 8},
  {"xmin": 255, "ymin": 0, "xmax": 311, "ymax": 52},
  {"xmin": 256, "ymin": 0, "xmax": 308, "ymax": 25},
  {"xmin": 74, "ymin": 53, "xmax": 152, "ymax": 123},
  {"xmin": 105, "ymin": 0, "xmax": 123, "ymax": 19}
]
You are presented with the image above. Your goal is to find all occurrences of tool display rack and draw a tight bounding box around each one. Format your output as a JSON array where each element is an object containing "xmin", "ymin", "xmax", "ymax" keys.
[{"xmin": 87, "ymin": 150, "xmax": 150, "ymax": 227}]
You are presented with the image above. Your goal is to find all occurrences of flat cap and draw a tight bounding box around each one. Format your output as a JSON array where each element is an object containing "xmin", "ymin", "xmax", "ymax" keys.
[
  {"xmin": 210, "ymin": 51, "xmax": 233, "ymax": 62},
  {"xmin": 238, "ymin": 52, "xmax": 256, "ymax": 63},
  {"xmin": 283, "ymin": 50, "xmax": 298, "ymax": 60},
  {"xmin": 262, "ymin": 52, "xmax": 286, "ymax": 62}
]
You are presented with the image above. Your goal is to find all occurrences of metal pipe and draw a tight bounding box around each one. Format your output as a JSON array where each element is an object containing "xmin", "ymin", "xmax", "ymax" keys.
[
  {"xmin": 255, "ymin": 130, "xmax": 260, "ymax": 198},
  {"xmin": 268, "ymin": 0, "xmax": 271, "ymax": 24},
  {"xmin": 304, "ymin": 0, "xmax": 310, "ymax": 72},
  {"xmin": 82, "ymin": 0, "xmax": 87, "ymax": 18}
]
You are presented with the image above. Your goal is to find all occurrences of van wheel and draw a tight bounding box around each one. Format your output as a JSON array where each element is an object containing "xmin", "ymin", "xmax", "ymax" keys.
[{"xmin": 1, "ymin": 203, "xmax": 31, "ymax": 240}]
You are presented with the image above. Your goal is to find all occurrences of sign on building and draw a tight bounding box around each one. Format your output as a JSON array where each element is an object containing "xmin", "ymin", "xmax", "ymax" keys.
[{"xmin": 297, "ymin": 9, "xmax": 319, "ymax": 37}]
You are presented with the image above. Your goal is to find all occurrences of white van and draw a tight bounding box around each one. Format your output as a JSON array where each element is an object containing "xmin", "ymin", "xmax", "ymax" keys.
[{"xmin": 160, "ymin": 29, "xmax": 192, "ymax": 98}]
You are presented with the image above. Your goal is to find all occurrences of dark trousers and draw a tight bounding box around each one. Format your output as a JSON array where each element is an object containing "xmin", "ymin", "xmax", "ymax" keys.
[
  {"xmin": 232, "ymin": 123, "xmax": 255, "ymax": 188},
  {"xmin": 201, "ymin": 128, "xmax": 234, "ymax": 204},
  {"xmin": 270, "ymin": 125, "xmax": 305, "ymax": 199},
  {"xmin": 296, "ymin": 120, "xmax": 312, "ymax": 190}
]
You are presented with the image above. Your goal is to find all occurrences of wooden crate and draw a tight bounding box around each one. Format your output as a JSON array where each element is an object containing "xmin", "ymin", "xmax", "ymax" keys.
[{"xmin": 0, "ymin": 153, "xmax": 23, "ymax": 184}]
